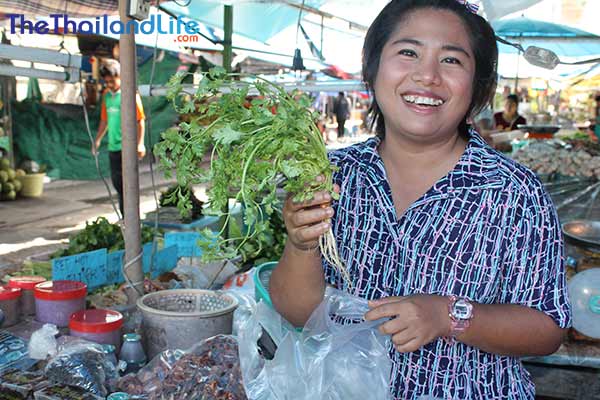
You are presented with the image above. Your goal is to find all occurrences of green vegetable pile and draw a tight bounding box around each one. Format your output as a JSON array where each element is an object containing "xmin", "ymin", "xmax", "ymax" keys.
[
  {"xmin": 52, "ymin": 217, "xmax": 158, "ymax": 258},
  {"xmin": 159, "ymin": 184, "xmax": 204, "ymax": 222},
  {"xmin": 155, "ymin": 68, "xmax": 349, "ymax": 283}
]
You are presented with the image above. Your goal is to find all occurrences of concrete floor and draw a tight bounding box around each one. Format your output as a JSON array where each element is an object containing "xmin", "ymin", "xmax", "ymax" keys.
[{"xmin": 0, "ymin": 162, "xmax": 176, "ymax": 274}]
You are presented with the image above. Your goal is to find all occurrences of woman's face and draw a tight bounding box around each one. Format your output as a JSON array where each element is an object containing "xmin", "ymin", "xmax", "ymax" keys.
[
  {"xmin": 504, "ymin": 100, "xmax": 517, "ymax": 117},
  {"xmin": 373, "ymin": 8, "xmax": 475, "ymax": 143}
]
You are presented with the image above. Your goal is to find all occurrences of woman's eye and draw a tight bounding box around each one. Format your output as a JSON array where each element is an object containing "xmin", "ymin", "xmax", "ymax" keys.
[
  {"xmin": 442, "ymin": 57, "xmax": 461, "ymax": 65},
  {"xmin": 398, "ymin": 49, "xmax": 417, "ymax": 57}
]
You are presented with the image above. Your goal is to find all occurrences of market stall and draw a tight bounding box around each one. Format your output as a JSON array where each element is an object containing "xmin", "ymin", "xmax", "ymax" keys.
[{"xmin": 5, "ymin": 1, "xmax": 600, "ymax": 399}]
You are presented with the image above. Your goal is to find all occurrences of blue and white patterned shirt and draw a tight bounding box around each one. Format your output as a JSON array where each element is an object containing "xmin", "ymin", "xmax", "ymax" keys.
[{"xmin": 323, "ymin": 130, "xmax": 572, "ymax": 400}]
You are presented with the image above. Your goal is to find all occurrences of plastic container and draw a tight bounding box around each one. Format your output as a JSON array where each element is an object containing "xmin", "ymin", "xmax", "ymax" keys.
[
  {"xmin": 254, "ymin": 261, "xmax": 277, "ymax": 308},
  {"xmin": 107, "ymin": 393, "xmax": 131, "ymax": 400},
  {"xmin": 0, "ymin": 286, "xmax": 22, "ymax": 327},
  {"xmin": 34, "ymin": 281, "xmax": 87, "ymax": 328},
  {"xmin": 18, "ymin": 173, "xmax": 45, "ymax": 197},
  {"xmin": 69, "ymin": 309, "xmax": 123, "ymax": 348},
  {"xmin": 568, "ymin": 268, "xmax": 600, "ymax": 338},
  {"xmin": 137, "ymin": 289, "xmax": 238, "ymax": 358},
  {"xmin": 118, "ymin": 333, "xmax": 146, "ymax": 375},
  {"xmin": 8, "ymin": 276, "xmax": 47, "ymax": 316}
]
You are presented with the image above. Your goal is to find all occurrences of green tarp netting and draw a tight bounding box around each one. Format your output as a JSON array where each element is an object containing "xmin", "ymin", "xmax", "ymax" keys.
[{"xmin": 12, "ymin": 53, "xmax": 180, "ymax": 180}]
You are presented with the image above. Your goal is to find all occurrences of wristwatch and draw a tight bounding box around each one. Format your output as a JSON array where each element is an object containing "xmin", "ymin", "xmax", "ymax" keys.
[{"xmin": 448, "ymin": 296, "xmax": 473, "ymax": 337}]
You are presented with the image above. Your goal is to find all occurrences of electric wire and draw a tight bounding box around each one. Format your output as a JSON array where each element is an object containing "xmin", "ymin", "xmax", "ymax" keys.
[{"xmin": 144, "ymin": 0, "xmax": 165, "ymax": 279}]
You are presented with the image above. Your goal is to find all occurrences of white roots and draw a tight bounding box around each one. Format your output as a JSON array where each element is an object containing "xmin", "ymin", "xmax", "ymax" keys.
[{"xmin": 319, "ymin": 228, "xmax": 353, "ymax": 288}]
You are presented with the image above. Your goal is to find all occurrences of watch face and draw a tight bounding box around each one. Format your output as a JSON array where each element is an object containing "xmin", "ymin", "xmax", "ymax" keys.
[{"xmin": 453, "ymin": 299, "xmax": 473, "ymax": 320}]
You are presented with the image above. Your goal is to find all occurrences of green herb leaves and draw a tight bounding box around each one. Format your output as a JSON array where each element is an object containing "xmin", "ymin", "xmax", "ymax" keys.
[{"xmin": 155, "ymin": 69, "xmax": 337, "ymax": 262}]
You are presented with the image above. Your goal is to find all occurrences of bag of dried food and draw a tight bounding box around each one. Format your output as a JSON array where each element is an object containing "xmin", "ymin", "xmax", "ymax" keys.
[
  {"xmin": 237, "ymin": 287, "xmax": 393, "ymax": 400},
  {"xmin": 44, "ymin": 340, "xmax": 119, "ymax": 397},
  {"xmin": 116, "ymin": 335, "xmax": 247, "ymax": 400}
]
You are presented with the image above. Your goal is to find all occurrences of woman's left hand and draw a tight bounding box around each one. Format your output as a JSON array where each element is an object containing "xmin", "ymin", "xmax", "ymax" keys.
[{"xmin": 365, "ymin": 295, "xmax": 451, "ymax": 353}]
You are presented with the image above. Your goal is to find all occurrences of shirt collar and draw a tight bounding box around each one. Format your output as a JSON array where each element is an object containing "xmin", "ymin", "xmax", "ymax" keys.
[
  {"xmin": 360, "ymin": 128, "xmax": 503, "ymax": 194},
  {"xmin": 106, "ymin": 88, "xmax": 121, "ymax": 96}
]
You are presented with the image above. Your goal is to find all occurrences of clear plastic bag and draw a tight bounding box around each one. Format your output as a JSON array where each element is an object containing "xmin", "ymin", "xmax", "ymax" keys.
[
  {"xmin": 44, "ymin": 340, "xmax": 118, "ymax": 397},
  {"xmin": 28, "ymin": 324, "xmax": 58, "ymax": 360},
  {"xmin": 237, "ymin": 287, "xmax": 393, "ymax": 400}
]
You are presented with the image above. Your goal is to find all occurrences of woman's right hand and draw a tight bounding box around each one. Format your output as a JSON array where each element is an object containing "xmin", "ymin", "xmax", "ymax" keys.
[{"xmin": 283, "ymin": 185, "xmax": 339, "ymax": 252}]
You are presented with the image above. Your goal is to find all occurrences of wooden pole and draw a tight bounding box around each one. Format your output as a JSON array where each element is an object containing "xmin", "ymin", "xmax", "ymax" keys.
[{"xmin": 119, "ymin": 0, "xmax": 143, "ymax": 303}]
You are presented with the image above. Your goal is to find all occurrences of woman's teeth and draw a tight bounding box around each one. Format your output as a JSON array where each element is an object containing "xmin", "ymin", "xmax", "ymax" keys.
[{"xmin": 402, "ymin": 95, "xmax": 444, "ymax": 107}]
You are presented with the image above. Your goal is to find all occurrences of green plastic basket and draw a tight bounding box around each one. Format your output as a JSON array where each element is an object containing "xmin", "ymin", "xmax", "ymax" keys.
[{"xmin": 254, "ymin": 261, "xmax": 277, "ymax": 308}]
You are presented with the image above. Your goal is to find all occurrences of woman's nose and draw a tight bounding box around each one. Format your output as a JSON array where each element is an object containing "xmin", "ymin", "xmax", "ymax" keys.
[{"xmin": 411, "ymin": 58, "xmax": 441, "ymax": 86}]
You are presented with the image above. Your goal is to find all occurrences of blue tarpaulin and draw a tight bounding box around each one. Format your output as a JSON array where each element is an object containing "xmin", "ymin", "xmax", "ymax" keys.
[{"xmin": 493, "ymin": 17, "xmax": 600, "ymax": 58}]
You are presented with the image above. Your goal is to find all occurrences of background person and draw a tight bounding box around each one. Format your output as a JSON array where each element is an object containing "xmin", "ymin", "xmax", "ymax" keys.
[
  {"xmin": 333, "ymin": 91, "xmax": 350, "ymax": 140},
  {"xmin": 92, "ymin": 60, "xmax": 146, "ymax": 217},
  {"xmin": 494, "ymin": 94, "xmax": 527, "ymax": 131}
]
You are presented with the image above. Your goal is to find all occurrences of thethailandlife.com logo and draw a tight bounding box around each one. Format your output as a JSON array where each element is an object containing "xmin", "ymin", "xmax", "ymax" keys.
[{"xmin": 7, "ymin": 14, "xmax": 204, "ymax": 43}]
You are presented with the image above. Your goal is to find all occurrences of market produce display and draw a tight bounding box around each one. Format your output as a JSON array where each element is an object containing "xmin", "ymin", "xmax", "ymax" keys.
[
  {"xmin": 0, "ymin": 157, "xmax": 24, "ymax": 201},
  {"xmin": 512, "ymin": 139, "xmax": 600, "ymax": 179},
  {"xmin": 155, "ymin": 68, "xmax": 349, "ymax": 284},
  {"xmin": 159, "ymin": 184, "xmax": 204, "ymax": 222},
  {"xmin": 52, "ymin": 217, "xmax": 159, "ymax": 258}
]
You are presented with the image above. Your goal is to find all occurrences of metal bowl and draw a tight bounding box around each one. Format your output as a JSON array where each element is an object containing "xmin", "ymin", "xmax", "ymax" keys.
[{"xmin": 562, "ymin": 220, "xmax": 600, "ymax": 251}]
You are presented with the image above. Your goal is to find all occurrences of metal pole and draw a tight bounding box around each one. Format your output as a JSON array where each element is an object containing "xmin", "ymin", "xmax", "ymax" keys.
[
  {"xmin": 220, "ymin": 5, "xmax": 234, "ymax": 240},
  {"xmin": 515, "ymin": 49, "xmax": 520, "ymax": 93},
  {"xmin": 223, "ymin": 5, "xmax": 233, "ymax": 72},
  {"xmin": 320, "ymin": 16, "xmax": 324, "ymax": 57},
  {"xmin": 119, "ymin": 0, "xmax": 143, "ymax": 303}
]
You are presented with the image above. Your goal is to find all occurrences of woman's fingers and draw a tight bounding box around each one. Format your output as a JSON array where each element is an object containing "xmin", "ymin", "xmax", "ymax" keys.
[
  {"xmin": 291, "ymin": 221, "xmax": 331, "ymax": 244},
  {"xmin": 378, "ymin": 317, "xmax": 409, "ymax": 337},
  {"xmin": 289, "ymin": 191, "xmax": 332, "ymax": 211},
  {"xmin": 292, "ymin": 206, "xmax": 334, "ymax": 227},
  {"xmin": 394, "ymin": 338, "xmax": 421, "ymax": 353},
  {"xmin": 364, "ymin": 299, "xmax": 404, "ymax": 321}
]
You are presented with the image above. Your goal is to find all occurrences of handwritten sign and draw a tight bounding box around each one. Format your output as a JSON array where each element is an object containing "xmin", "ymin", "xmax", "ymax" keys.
[
  {"xmin": 52, "ymin": 249, "xmax": 107, "ymax": 290},
  {"xmin": 164, "ymin": 232, "xmax": 203, "ymax": 258},
  {"xmin": 106, "ymin": 250, "xmax": 125, "ymax": 285},
  {"xmin": 151, "ymin": 245, "xmax": 178, "ymax": 278}
]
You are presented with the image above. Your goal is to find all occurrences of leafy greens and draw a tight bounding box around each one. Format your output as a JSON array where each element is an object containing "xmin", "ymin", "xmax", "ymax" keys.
[{"xmin": 155, "ymin": 68, "xmax": 349, "ymax": 284}]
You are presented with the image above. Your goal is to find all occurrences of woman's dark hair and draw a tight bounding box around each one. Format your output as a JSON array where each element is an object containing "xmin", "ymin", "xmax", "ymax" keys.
[
  {"xmin": 362, "ymin": 0, "xmax": 498, "ymax": 138},
  {"xmin": 99, "ymin": 59, "xmax": 121, "ymax": 78},
  {"xmin": 506, "ymin": 94, "xmax": 520, "ymax": 105}
]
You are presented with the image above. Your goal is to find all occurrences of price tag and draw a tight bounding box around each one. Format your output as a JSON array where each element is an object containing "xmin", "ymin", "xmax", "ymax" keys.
[
  {"xmin": 151, "ymin": 245, "xmax": 178, "ymax": 278},
  {"xmin": 52, "ymin": 249, "xmax": 107, "ymax": 289},
  {"xmin": 164, "ymin": 232, "xmax": 203, "ymax": 258},
  {"xmin": 106, "ymin": 250, "xmax": 125, "ymax": 285}
]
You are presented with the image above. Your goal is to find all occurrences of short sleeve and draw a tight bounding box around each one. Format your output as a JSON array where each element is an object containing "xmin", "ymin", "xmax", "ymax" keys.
[
  {"xmin": 135, "ymin": 93, "xmax": 146, "ymax": 121},
  {"xmin": 500, "ymin": 189, "xmax": 572, "ymax": 328},
  {"xmin": 100, "ymin": 95, "xmax": 107, "ymax": 122}
]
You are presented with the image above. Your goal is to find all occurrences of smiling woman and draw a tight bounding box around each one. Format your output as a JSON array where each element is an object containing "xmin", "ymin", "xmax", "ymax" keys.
[{"xmin": 269, "ymin": 1, "xmax": 572, "ymax": 399}]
